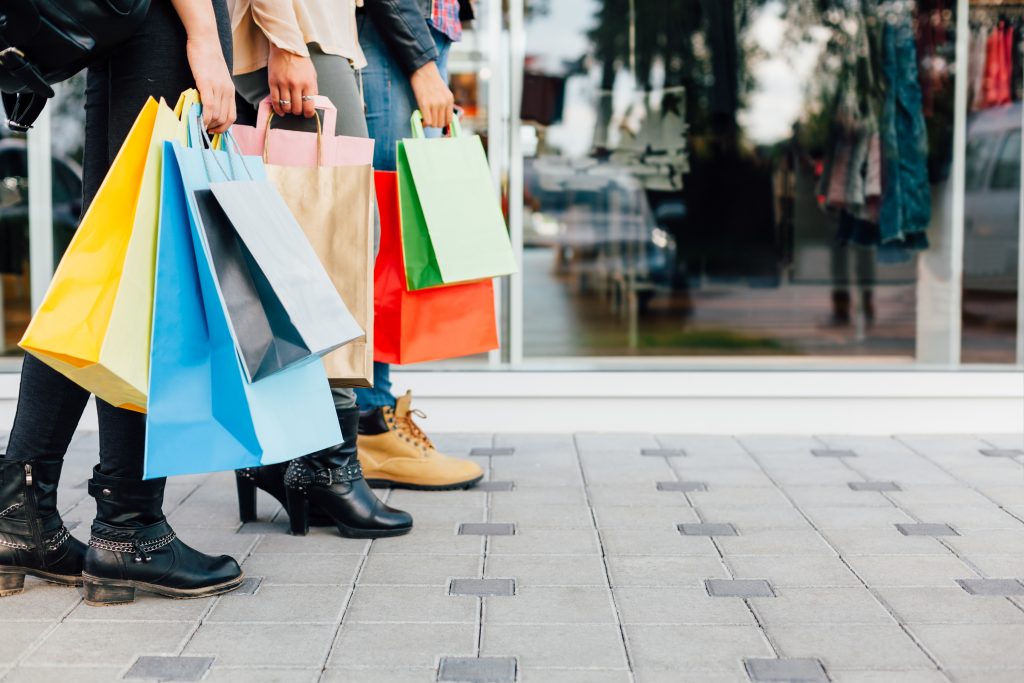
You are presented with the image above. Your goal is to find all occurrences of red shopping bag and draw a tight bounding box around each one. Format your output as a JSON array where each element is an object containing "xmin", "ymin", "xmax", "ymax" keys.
[{"xmin": 374, "ymin": 171, "xmax": 499, "ymax": 364}]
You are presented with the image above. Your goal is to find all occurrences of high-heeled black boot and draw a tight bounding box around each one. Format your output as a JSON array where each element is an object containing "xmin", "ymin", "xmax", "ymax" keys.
[
  {"xmin": 0, "ymin": 456, "xmax": 86, "ymax": 596},
  {"xmin": 81, "ymin": 467, "xmax": 243, "ymax": 605},
  {"xmin": 235, "ymin": 463, "xmax": 331, "ymax": 527},
  {"xmin": 284, "ymin": 407, "xmax": 413, "ymax": 539}
]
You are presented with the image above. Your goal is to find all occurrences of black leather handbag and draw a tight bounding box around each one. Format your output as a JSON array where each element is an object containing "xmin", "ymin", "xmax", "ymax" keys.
[{"xmin": 0, "ymin": 0, "xmax": 150, "ymax": 131}]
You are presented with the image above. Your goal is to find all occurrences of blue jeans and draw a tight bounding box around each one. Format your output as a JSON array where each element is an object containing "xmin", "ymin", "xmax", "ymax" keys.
[{"xmin": 355, "ymin": 15, "xmax": 452, "ymax": 410}]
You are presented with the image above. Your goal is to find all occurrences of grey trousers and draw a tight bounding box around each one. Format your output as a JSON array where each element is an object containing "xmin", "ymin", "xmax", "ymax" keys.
[{"xmin": 234, "ymin": 45, "xmax": 377, "ymax": 411}]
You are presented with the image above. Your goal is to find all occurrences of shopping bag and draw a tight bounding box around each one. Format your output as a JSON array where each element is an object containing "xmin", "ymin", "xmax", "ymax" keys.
[
  {"xmin": 397, "ymin": 111, "xmax": 517, "ymax": 291},
  {"xmin": 232, "ymin": 96, "xmax": 375, "ymax": 387},
  {"xmin": 19, "ymin": 91, "xmax": 198, "ymax": 411},
  {"xmin": 374, "ymin": 171, "xmax": 499, "ymax": 364},
  {"xmin": 185, "ymin": 112, "xmax": 362, "ymax": 382},
  {"xmin": 144, "ymin": 134, "xmax": 343, "ymax": 479}
]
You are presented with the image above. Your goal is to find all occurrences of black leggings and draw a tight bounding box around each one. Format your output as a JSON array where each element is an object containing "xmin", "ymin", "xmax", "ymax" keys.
[{"xmin": 5, "ymin": 0, "xmax": 231, "ymax": 479}]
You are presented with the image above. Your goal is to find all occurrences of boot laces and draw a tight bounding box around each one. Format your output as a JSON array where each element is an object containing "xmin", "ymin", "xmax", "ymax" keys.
[{"xmin": 397, "ymin": 409, "xmax": 435, "ymax": 451}]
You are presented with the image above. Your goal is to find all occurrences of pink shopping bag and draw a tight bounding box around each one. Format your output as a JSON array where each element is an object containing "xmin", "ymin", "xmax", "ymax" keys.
[{"xmin": 231, "ymin": 95, "xmax": 374, "ymax": 166}]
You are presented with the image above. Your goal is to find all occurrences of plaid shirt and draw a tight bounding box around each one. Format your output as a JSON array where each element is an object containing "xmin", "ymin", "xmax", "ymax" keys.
[{"xmin": 429, "ymin": 0, "xmax": 462, "ymax": 43}]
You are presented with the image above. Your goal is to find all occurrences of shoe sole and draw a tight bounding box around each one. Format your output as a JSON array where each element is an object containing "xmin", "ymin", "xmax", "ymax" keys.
[
  {"xmin": 0, "ymin": 567, "xmax": 82, "ymax": 597},
  {"xmin": 364, "ymin": 474, "xmax": 485, "ymax": 491},
  {"xmin": 332, "ymin": 522, "xmax": 414, "ymax": 539},
  {"xmin": 80, "ymin": 572, "xmax": 245, "ymax": 606}
]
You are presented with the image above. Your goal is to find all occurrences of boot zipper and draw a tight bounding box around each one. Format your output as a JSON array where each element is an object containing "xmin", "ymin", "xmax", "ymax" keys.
[{"xmin": 23, "ymin": 464, "xmax": 45, "ymax": 564}]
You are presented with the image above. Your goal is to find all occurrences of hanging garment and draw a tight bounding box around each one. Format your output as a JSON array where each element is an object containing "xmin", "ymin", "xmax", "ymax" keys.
[
  {"xmin": 982, "ymin": 22, "xmax": 1012, "ymax": 107},
  {"xmin": 970, "ymin": 25, "xmax": 990, "ymax": 111},
  {"xmin": 878, "ymin": 16, "xmax": 931, "ymax": 250}
]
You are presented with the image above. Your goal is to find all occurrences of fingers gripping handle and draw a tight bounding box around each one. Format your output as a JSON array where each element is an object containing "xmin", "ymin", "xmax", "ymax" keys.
[{"xmin": 410, "ymin": 110, "xmax": 462, "ymax": 139}]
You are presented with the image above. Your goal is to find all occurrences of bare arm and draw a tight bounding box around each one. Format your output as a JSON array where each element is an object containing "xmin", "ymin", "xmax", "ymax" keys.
[{"xmin": 170, "ymin": 0, "xmax": 236, "ymax": 133}]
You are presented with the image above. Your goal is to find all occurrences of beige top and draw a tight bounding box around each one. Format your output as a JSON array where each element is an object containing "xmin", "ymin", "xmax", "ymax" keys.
[{"xmin": 229, "ymin": 0, "xmax": 366, "ymax": 75}]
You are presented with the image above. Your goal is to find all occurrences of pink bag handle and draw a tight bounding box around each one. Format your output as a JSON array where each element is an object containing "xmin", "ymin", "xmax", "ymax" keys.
[{"xmin": 255, "ymin": 95, "xmax": 339, "ymax": 162}]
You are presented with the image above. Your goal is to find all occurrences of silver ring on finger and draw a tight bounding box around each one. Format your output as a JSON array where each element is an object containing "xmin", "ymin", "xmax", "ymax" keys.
[
  {"xmin": 279, "ymin": 99, "xmax": 291, "ymax": 106},
  {"xmin": 301, "ymin": 95, "xmax": 315, "ymax": 102}
]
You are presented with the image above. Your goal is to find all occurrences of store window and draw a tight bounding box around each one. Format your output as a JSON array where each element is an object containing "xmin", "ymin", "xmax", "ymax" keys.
[
  {"xmin": 961, "ymin": 1, "xmax": 1022, "ymax": 364},
  {"xmin": 520, "ymin": 0, "xmax": 964, "ymax": 361}
]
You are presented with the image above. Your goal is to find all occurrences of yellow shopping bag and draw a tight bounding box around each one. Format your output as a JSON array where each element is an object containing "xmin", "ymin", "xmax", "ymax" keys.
[{"xmin": 19, "ymin": 91, "xmax": 197, "ymax": 412}]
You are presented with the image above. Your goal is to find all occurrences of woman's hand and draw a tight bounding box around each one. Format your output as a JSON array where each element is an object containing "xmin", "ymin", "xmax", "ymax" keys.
[
  {"xmin": 410, "ymin": 60, "xmax": 454, "ymax": 129},
  {"xmin": 186, "ymin": 33, "xmax": 236, "ymax": 133},
  {"xmin": 268, "ymin": 44, "xmax": 318, "ymax": 118}
]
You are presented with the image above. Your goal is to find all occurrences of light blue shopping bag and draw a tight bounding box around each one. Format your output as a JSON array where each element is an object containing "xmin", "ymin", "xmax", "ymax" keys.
[{"xmin": 144, "ymin": 119, "xmax": 342, "ymax": 478}]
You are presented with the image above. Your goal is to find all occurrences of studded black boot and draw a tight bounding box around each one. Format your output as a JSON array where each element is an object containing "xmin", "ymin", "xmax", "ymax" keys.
[
  {"xmin": 235, "ymin": 463, "xmax": 331, "ymax": 527},
  {"xmin": 82, "ymin": 467, "xmax": 243, "ymax": 605},
  {"xmin": 0, "ymin": 456, "xmax": 86, "ymax": 596},
  {"xmin": 284, "ymin": 407, "xmax": 413, "ymax": 539}
]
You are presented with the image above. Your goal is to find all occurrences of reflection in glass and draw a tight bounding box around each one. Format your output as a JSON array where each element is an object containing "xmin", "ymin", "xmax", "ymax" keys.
[{"xmin": 522, "ymin": 0, "xmax": 959, "ymax": 359}]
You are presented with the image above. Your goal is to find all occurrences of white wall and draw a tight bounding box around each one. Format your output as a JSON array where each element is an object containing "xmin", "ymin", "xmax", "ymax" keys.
[{"xmin": 2, "ymin": 370, "xmax": 1021, "ymax": 435}]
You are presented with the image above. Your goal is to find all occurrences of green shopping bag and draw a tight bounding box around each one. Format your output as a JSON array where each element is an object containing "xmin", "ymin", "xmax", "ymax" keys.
[{"xmin": 397, "ymin": 111, "xmax": 517, "ymax": 290}]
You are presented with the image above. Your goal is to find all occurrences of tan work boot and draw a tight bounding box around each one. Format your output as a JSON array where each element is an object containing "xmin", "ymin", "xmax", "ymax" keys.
[{"xmin": 357, "ymin": 392, "xmax": 484, "ymax": 490}]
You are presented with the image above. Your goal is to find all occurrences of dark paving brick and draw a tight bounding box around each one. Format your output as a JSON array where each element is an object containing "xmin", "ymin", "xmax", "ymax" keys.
[
  {"xmin": 237, "ymin": 521, "xmax": 288, "ymax": 535},
  {"xmin": 438, "ymin": 656, "xmax": 517, "ymax": 683},
  {"xmin": 848, "ymin": 481, "xmax": 902, "ymax": 492},
  {"xmin": 657, "ymin": 481, "xmax": 708, "ymax": 492},
  {"xmin": 706, "ymin": 579, "xmax": 775, "ymax": 598},
  {"xmin": 895, "ymin": 523, "xmax": 959, "ymax": 537},
  {"xmin": 678, "ymin": 523, "xmax": 738, "ymax": 537},
  {"xmin": 811, "ymin": 449, "xmax": 857, "ymax": 458},
  {"xmin": 476, "ymin": 481, "xmax": 515, "ymax": 492},
  {"xmin": 469, "ymin": 448, "xmax": 515, "ymax": 457},
  {"xmin": 980, "ymin": 448, "xmax": 1024, "ymax": 458},
  {"xmin": 459, "ymin": 523, "xmax": 515, "ymax": 536},
  {"xmin": 641, "ymin": 448, "xmax": 686, "ymax": 457},
  {"xmin": 124, "ymin": 656, "xmax": 215, "ymax": 681},
  {"xmin": 450, "ymin": 578, "xmax": 516, "ymax": 596},
  {"xmin": 957, "ymin": 578, "xmax": 1024, "ymax": 596},
  {"xmin": 744, "ymin": 658, "xmax": 827, "ymax": 682},
  {"xmin": 233, "ymin": 577, "xmax": 263, "ymax": 595}
]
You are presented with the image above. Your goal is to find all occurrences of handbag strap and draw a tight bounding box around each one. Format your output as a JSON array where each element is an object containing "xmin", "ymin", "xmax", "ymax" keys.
[
  {"xmin": 262, "ymin": 109, "xmax": 326, "ymax": 167},
  {"xmin": 409, "ymin": 109, "xmax": 462, "ymax": 139}
]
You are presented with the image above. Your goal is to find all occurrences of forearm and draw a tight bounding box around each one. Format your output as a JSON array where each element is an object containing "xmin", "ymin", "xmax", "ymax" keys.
[
  {"xmin": 170, "ymin": 0, "xmax": 221, "ymax": 40},
  {"xmin": 364, "ymin": 0, "xmax": 438, "ymax": 74}
]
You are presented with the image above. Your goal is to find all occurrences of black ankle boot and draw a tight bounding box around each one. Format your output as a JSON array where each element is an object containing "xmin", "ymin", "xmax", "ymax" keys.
[
  {"xmin": 0, "ymin": 457, "xmax": 86, "ymax": 596},
  {"xmin": 284, "ymin": 407, "xmax": 413, "ymax": 539},
  {"xmin": 235, "ymin": 462, "xmax": 331, "ymax": 527},
  {"xmin": 82, "ymin": 467, "xmax": 243, "ymax": 605}
]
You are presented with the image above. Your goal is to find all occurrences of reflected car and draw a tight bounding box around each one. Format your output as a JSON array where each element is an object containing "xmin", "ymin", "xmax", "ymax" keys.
[
  {"xmin": 963, "ymin": 104, "xmax": 1021, "ymax": 293},
  {"xmin": 0, "ymin": 139, "xmax": 82, "ymax": 276}
]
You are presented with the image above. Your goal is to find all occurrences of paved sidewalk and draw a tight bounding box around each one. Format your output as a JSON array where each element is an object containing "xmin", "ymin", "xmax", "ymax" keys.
[{"xmin": 1, "ymin": 432, "xmax": 1023, "ymax": 683}]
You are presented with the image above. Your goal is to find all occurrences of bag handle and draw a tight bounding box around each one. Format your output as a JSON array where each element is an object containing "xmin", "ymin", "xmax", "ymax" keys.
[
  {"xmin": 409, "ymin": 109, "xmax": 462, "ymax": 139},
  {"xmin": 186, "ymin": 105, "xmax": 253, "ymax": 181},
  {"xmin": 262, "ymin": 109, "xmax": 326, "ymax": 167},
  {"xmin": 255, "ymin": 95, "xmax": 337, "ymax": 160}
]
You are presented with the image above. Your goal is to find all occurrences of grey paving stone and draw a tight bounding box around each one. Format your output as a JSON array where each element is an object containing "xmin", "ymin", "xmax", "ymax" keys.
[
  {"xmin": 848, "ymin": 481, "xmax": 901, "ymax": 492},
  {"xmin": 768, "ymin": 623, "xmax": 934, "ymax": 670},
  {"xmin": 185, "ymin": 623, "xmax": 336, "ymax": 667},
  {"xmin": 490, "ymin": 501, "xmax": 593, "ymax": 530},
  {"xmin": 744, "ymin": 658, "xmax": 827, "ymax": 682},
  {"xmin": 450, "ymin": 578, "xmax": 515, "ymax": 597},
  {"xmin": 237, "ymin": 521, "xmax": 289, "ymax": 535},
  {"xmin": 208, "ymin": 585, "xmax": 349, "ymax": 624},
  {"xmin": 678, "ymin": 523, "xmax": 738, "ymax": 537},
  {"xmin": 0, "ymin": 583, "xmax": 82, "ymax": 621},
  {"xmin": 641, "ymin": 448, "xmax": 686, "ymax": 457},
  {"xmin": 595, "ymin": 505, "xmax": 700, "ymax": 530},
  {"xmin": 476, "ymin": 481, "xmax": 515, "ymax": 492},
  {"xmin": 705, "ymin": 579, "xmax": 775, "ymax": 598},
  {"xmin": 895, "ymin": 523, "xmax": 959, "ymax": 537},
  {"xmin": 488, "ymin": 529, "xmax": 601, "ymax": 556},
  {"xmin": 481, "ymin": 623, "xmax": 628, "ymax": 669},
  {"xmin": 601, "ymin": 529, "xmax": 717, "ymax": 557},
  {"xmin": 911, "ymin": 624, "xmax": 1024, "ymax": 669},
  {"xmin": 485, "ymin": 555, "xmax": 608, "ymax": 587},
  {"xmin": 368, "ymin": 526, "xmax": 482, "ymax": 556},
  {"xmin": 459, "ymin": 523, "xmax": 515, "ymax": 536},
  {"xmin": 625, "ymin": 625, "xmax": 772, "ymax": 671},
  {"xmin": 470, "ymin": 448, "xmax": 515, "ymax": 456},
  {"xmin": 347, "ymin": 585, "xmax": 477, "ymax": 623},
  {"xmin": 945, "ymin": 529, "xmax": 1024, "ymax": 556},
  {"xmin": 437, "ymin": 656, "xmax": 517, "ymax": 682},
  {"xmin": 717, "ymin": 529, "xmax": 836, "ymax": 557},
  {"xmin": 695, "ymin": 505, "xmax": 810, "ymax": 530},
  {"xmin": 980, "ymin": 449, "xmax": 1024, "ymax": 458},
  {"xmin": 65, "ymin": 594, "xmax": 215, "ymax": 623},
  {"xmin": 843, "ymin": 555, "xmax": 973, "ymax": 587},
  {"xmin": 606, "ymin": 556, "xmax": 728, "ymax": 587},
  {"xmin": 822, "ymin": 528, "xmax": 950, "ymax": 556},
  {"xmin": 801, "ymin": 506, "xmax": 915, "ymax": 530},
  {"xmin": 724, "ymin": 555, "xmax": 860, "ymax": 588},
  {"xmin": 33, "ymin": 622, "xmax": 194, "ymax": 666},
  {"xmin": 204, "ymin": 669, "xmax": 320, "ymax": 683},
  {"xmin": 0, "ymin": 621, "xmax": 52, "ymax": 667},
  {"xmin": 124, "ymin": 656, "xmax": 214, "ymax": 681},
  {"xmin": 242, "ymin": 553, "xmax": 362, "ymax": 585},
  {"xmin": 613, "ymin": 587, "xmax": 756, "ymax": 625},
  {"xmin": 750, "ymin": 587, "xmax": 893, "ymax": 625},
  {"xmin": 876, "ymin": 587, "xmax": 1024, "ymax": 625},
  {"xmin": 657, "ymin": 481, "xmax": 707, "ymax": 492},
  {"xmin": 320, "ymin": 669, "xmax": 432, "ymax": 683},
  {"xmin": 331, "ymin": 623, "xmax": 476, "ymax": 668},
  {"xmin": 484, "ymin": 586, "xmax": 617, "ymax": 624},
  {"xmin": 812, "ymin": 449, "xmax": 857, "ymax": 458},
  {"xmin": 825, "ymin": 672, "xmax": 947, "ymax": 683},
  {"xmin": 957, "ymin": 578, "xmax": 1024, "ymax": 596},
  {"xmin": 4, "ymin": 667, "xmax": 124, "ymax": 683}
]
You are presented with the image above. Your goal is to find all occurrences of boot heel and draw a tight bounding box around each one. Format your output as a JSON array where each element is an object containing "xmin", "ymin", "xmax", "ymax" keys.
[
  {"xmin": 236, "ymin": 475, "xmax": 258, "ymax": 523},
  {"xmin": 82, "ymin": 578, "xmax": 136, "ymax": 606},
  {"xmin": 285, "ymin": 487, "xmax": 310, "ymax": 536},
  {"xmin": 0, "ymin": 570, "xmax": 26, "ymax": 597}
]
